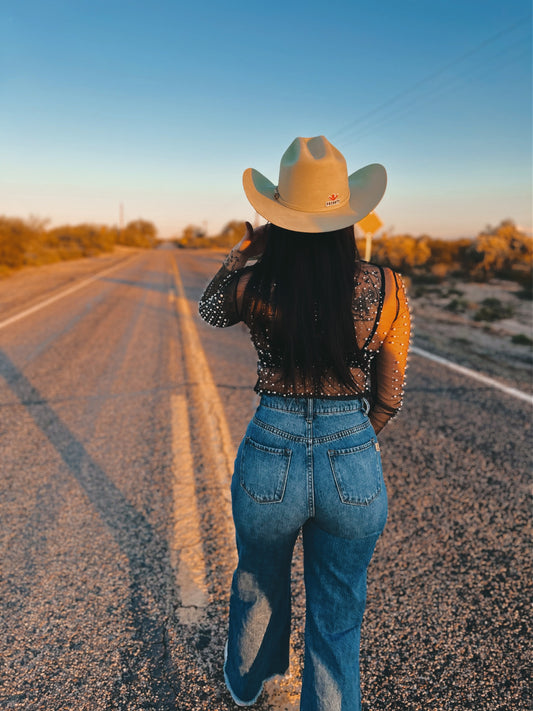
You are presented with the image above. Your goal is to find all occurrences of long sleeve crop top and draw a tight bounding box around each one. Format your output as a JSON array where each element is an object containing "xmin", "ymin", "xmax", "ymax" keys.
[{"xmin": 199, "ymin": 252, "xmax": 411, "ymax": 433}]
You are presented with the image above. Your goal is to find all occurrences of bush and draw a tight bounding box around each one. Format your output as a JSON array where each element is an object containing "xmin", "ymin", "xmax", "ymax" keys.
[
  {"xmin": 410, "ymin": 273, "xmax": 444, "ymax": 285},
  {"xmin": 0, "ymin": 215, "xmax": 158, "ymax": 273},
  {"xmin": 176, "ymin": 217, "xmax": 532, "ymax": 291},
  {"xmin": 445, "ymin": 286, "xmax": 464, "ymax": 297},
  {"xmin": 174, "ymin": 220, "xmax": 247, "ymax": 251},
  {"xmin": 0, "ymin": 217, "xmax": 34, "ymax": 268},
  {"xmin": 370, "ymin": 234, "xmax": 431, "ymax": 272},
  {"xmin": 473, "ymin": 298, "xmax": 514, "ymax": 322},
  {"xmin": 446, "ymin": 297, "xmax": 469, "ymax": 313},
  {"xmin": 471, "ymin": 220, "xmax": 532, "ymax": 280},
  {"xmin": 511, "ymin": 333, "xmax": 533, "ymax": 346},
  {"xmin": 117, "ymin": 220, "xmax": 158, "ymax": 248}
]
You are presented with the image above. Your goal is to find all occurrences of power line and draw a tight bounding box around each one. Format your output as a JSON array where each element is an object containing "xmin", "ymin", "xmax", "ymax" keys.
[
  {"xmin": 339, "ymin": 38, "xmax": 530, "ymax": 148},
  {"xmin": 332, "ymin": 15, "xmax": 531, "ymax": 143}
]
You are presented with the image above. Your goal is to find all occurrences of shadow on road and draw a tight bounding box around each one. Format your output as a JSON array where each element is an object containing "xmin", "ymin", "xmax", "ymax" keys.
[{"xmin": 0, "ymin": 349, "xmax": 182, "ymax": 706}]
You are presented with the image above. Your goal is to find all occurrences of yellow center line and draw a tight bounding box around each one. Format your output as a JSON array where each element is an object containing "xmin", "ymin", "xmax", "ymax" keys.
[
  {"xmin": 171, "ymin": 394, "xmax": 209, "ymax": 624},
  {"xmin": 170, "ymin": 253, "xmax": 236, "ymax": 494},
  {"xmin": 169, "ymin": 252, "xmax": 237, "ymax": 610},
  {"xmin": 170, "ymin": 252, "xmax": 300, "ymax": 706}
]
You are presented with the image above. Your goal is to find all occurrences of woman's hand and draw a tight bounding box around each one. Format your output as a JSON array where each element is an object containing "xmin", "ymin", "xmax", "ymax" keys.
[
  {"xmin": 223, "ymin": 222, "xmax": 269, "ymax": 271},
  {"xmin": 235, "ymin": 222, "xmax": 268, "ymax": 260}
]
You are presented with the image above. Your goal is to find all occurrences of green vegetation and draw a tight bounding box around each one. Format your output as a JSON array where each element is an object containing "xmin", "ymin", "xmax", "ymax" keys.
[
  {"xmin": 511, "ymin": 333, "xmax": 533, "ymax": 346},
  {"xmin": 366, "ymin": 220, "xmax": 532, "ymax": 286},
  {"xmin": 446, "ymin": 297, "xmax": 469, "ymax": 313},
  {"xmin": 0, "ymin": 216, "xmax": 158, "ymax": 275},
  {"xmin": 174, "ymin": 218, "xmax": 532, "ymax": 287},
  {"xmin": 473, "ymin": 298, "xmax": 514, "ymax": 322}
]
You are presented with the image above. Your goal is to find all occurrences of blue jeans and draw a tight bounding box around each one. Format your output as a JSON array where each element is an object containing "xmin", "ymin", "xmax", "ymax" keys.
[{"xmin": 224, "ymin": 395, "xmax": 388, "ymax": 710}]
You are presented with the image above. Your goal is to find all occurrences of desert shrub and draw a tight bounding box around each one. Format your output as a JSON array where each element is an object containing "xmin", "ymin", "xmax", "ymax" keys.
[
  {"xmin": 445, "ymin": 286, "xmax": 464, "ymax": 297},
  {"xmin": 470, "ymin": 220, "xmax": 532, "ymax": 280},
  {"xmin": 368, "ymin": 222, "xmax": 531, "ymax": 284},
  {"xmin": 511, "ymin": 333, "xmax": 533, "ymax": 346},
  {"xmin": 46, "ymin": 224, "xmax": 116, "ymax": 259},
  {"xmin": 0, "ymin": 217, "xmax": 34, "ymax": 268},
  {"xmin": 176, "ymin": 224, "xmax": 207, "ymax": 247},
  {"xmin": 371, "ymin": 233, "xmax": 432, "ymax": 272},
  {"xmin": 174, "ymin": 218, "xmax": 532, "ymax": 289},
  {"xmin": 427, "ymin": 238, "xmax": 472, "ymax": 266},
  {"xmin": 509, "ymin": 267, "xmax": 533, "ymax": 300},
  {"xmin": 411, "ymin": 280, "xmax": 444, "ymax": 300},
  {"xmin": 176, "ymin": 233, "xmax": 238, "ymax": 250},
  {"xmin": 117, "ymin": 220, "xmax": 158, "ymax": 248},
  {"xmin": 473, "ymin": 298, "xmax": 514, "ymax": 322},
  {"xmin": 429, "ymin": 262, "xmax": 450, "ymax": 279},
  {"xmin": 175, "ymin": 220, "xmax": 247, "ymax": 251},
  {"xmin": 446, "ymin": 297, "xmax": 469, "ymax": 313},
  {"xmin": 0, "ymin": 215, "xmax": 157, "ymax": 273}
]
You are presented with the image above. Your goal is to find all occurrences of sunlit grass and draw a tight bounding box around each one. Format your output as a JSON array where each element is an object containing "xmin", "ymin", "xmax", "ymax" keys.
[{"xmin": 0, "ymin": 217, "xmax": 159, "ymax": 275}]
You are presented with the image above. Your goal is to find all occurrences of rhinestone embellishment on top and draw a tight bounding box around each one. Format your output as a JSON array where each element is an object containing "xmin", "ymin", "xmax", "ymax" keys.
[{"xmin": 199, "ymin": 253, "xmax": 411, "ymax": 429}]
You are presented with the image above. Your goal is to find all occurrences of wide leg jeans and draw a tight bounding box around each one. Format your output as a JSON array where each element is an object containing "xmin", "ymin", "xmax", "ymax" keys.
[{"xmin": 224, "ymin": 395, "xmax": 388, "ymax": 711}]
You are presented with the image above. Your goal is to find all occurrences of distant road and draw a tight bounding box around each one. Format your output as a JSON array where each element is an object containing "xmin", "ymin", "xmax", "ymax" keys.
[{"xmin": 0, "ymin": 247, "xmax": 530, "ymax": 710}]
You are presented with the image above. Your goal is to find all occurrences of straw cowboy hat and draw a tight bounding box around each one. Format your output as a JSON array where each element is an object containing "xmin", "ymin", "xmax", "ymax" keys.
[{"xmin": 243, "ymin": 135, "xmax": 387, "ymax": 233}]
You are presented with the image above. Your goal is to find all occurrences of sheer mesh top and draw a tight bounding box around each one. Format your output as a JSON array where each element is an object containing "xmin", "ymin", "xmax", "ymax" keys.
[{"xmin": 199, "ymin": 257, "xmax": 411, "ymax": 433}]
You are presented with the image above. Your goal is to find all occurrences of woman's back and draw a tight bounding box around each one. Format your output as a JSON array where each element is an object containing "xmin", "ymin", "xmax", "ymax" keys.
[{"xmin": 199, "ymin": 250, "xmax": 410, "ymax": 432}]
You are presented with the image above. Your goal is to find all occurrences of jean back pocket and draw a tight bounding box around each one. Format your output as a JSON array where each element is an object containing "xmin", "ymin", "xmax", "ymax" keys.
[
  {"xmin": 328, "ymin": 439, "xmax": 382, "ymax": 505},
  {"xmin": 239, "ymin": 437, "xmax": 292, "ymax": 503}
]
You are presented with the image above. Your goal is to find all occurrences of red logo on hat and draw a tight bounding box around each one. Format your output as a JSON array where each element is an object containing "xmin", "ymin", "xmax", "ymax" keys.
[{"xmin": 325, "ymin": 193, "xmax": 341, "ymax": 207}]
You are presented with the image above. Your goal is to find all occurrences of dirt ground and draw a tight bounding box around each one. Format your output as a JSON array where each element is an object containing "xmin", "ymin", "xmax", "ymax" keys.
[{"xmin": 408, "ymin": 276, "xmax": 533, "ymax": 394}]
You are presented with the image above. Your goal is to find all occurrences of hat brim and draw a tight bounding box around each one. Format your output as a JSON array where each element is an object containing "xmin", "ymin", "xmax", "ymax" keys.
[{"xmin": 243, "ymin": 163, "xmax": 387, "ymax": 233}]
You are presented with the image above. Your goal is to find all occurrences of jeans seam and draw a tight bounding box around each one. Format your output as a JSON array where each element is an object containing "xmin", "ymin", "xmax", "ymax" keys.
[
  {"xmin": 252, "ymin": 417, "xmax": 370, "ymax": 443},
  {"xmin": 315, "ymin": 422, "xmax": 370, "ymax": 442},
  {"xmin": 306, "ymin": 417, "xmax": 315, "ymax": 518},
  {"xmin": 253, "ymin": 417, "xmax": 304, "ymax": 442}
]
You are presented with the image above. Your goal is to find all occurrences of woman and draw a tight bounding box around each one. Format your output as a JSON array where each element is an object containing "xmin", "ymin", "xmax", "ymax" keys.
[{"xmin": 199, "ymin": 136, "xmax": 410, "ymax": 710}]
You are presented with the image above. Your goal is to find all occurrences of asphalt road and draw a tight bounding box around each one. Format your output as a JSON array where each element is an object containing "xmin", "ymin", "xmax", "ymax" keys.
[{"xmin": 0, "ymin": 246, "xmax": 530, "ymax": 711}]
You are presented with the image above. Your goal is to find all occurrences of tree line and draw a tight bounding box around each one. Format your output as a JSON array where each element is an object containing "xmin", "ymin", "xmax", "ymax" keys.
[
  {"xmin": 2, "ymin": 214, "xmax": 530, "ymax": 291},
  {"xmin": 0, "ymin": 217, "xmax": 158, "ymax": 274},
  {"xmin": 176, "ymin": 219, "xmax": 532, "ymax": 289}
]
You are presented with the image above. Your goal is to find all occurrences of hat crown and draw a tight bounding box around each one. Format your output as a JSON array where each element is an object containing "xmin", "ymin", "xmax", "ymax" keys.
[
  {"xmin": 242, "ymin": 135, "xmax": 387, "ymax": 233},
  {"xmin": 277, "ymin": 136, "xmax": 350, "ymax": 213}
]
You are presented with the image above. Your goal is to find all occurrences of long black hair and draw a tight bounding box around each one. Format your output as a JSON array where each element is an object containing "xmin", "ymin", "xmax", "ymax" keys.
[{"xmin": 244, "ymin": 223, "xmax": 361, "ymax": 391}]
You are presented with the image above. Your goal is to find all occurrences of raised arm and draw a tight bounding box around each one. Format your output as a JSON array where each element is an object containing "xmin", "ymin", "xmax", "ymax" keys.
[{"xmin": 198, "ymin": 222, "xmax": 268, "ymax": 328}]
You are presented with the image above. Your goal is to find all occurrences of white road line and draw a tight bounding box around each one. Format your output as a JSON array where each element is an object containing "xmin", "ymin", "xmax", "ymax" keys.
[
  {"xmin": 0, "ymin": 256, "xmax": 134, "ymax": 332},
  {"xmin": 171, "ymin": 394, "xmax": 209, "ymax": 625},
  {"xmin": 411, "ymin": 346, "xmax": 533, "ymax": 404}
]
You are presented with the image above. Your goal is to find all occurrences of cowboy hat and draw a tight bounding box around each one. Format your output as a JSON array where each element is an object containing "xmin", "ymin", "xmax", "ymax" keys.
[{"xmin": 243, "ymin": 135, "xmax": 387, "ymax": 233}]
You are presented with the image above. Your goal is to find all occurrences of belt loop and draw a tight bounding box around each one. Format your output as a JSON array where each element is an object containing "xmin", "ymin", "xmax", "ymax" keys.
[
  {"xmin": 362, "ymin": 397, "xmax": 370, "ymax": 415},
  {"xmin": 306, "ymin": 398, "xmax": 313, "ymax": 422}
]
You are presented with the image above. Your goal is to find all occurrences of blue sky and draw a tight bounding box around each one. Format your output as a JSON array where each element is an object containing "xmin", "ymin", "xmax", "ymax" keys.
[{"xmin": 1, "ymin": 0, "xmax": 531, "ymax": 238}]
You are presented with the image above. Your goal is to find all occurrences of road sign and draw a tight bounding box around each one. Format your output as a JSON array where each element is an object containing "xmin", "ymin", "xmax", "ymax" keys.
[
  {"xmin": 358, "ymin": 211, "xmax": 383, "ymax": 235},
  {"xmin": 357, "ymin": 212, "xmax": 383, "ymax": 261}
]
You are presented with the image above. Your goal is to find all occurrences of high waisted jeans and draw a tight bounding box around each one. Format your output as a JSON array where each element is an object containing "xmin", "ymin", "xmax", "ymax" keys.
[{"xmin": 224, "ymin": 395, "xmax": 388, "ymax": 711}]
